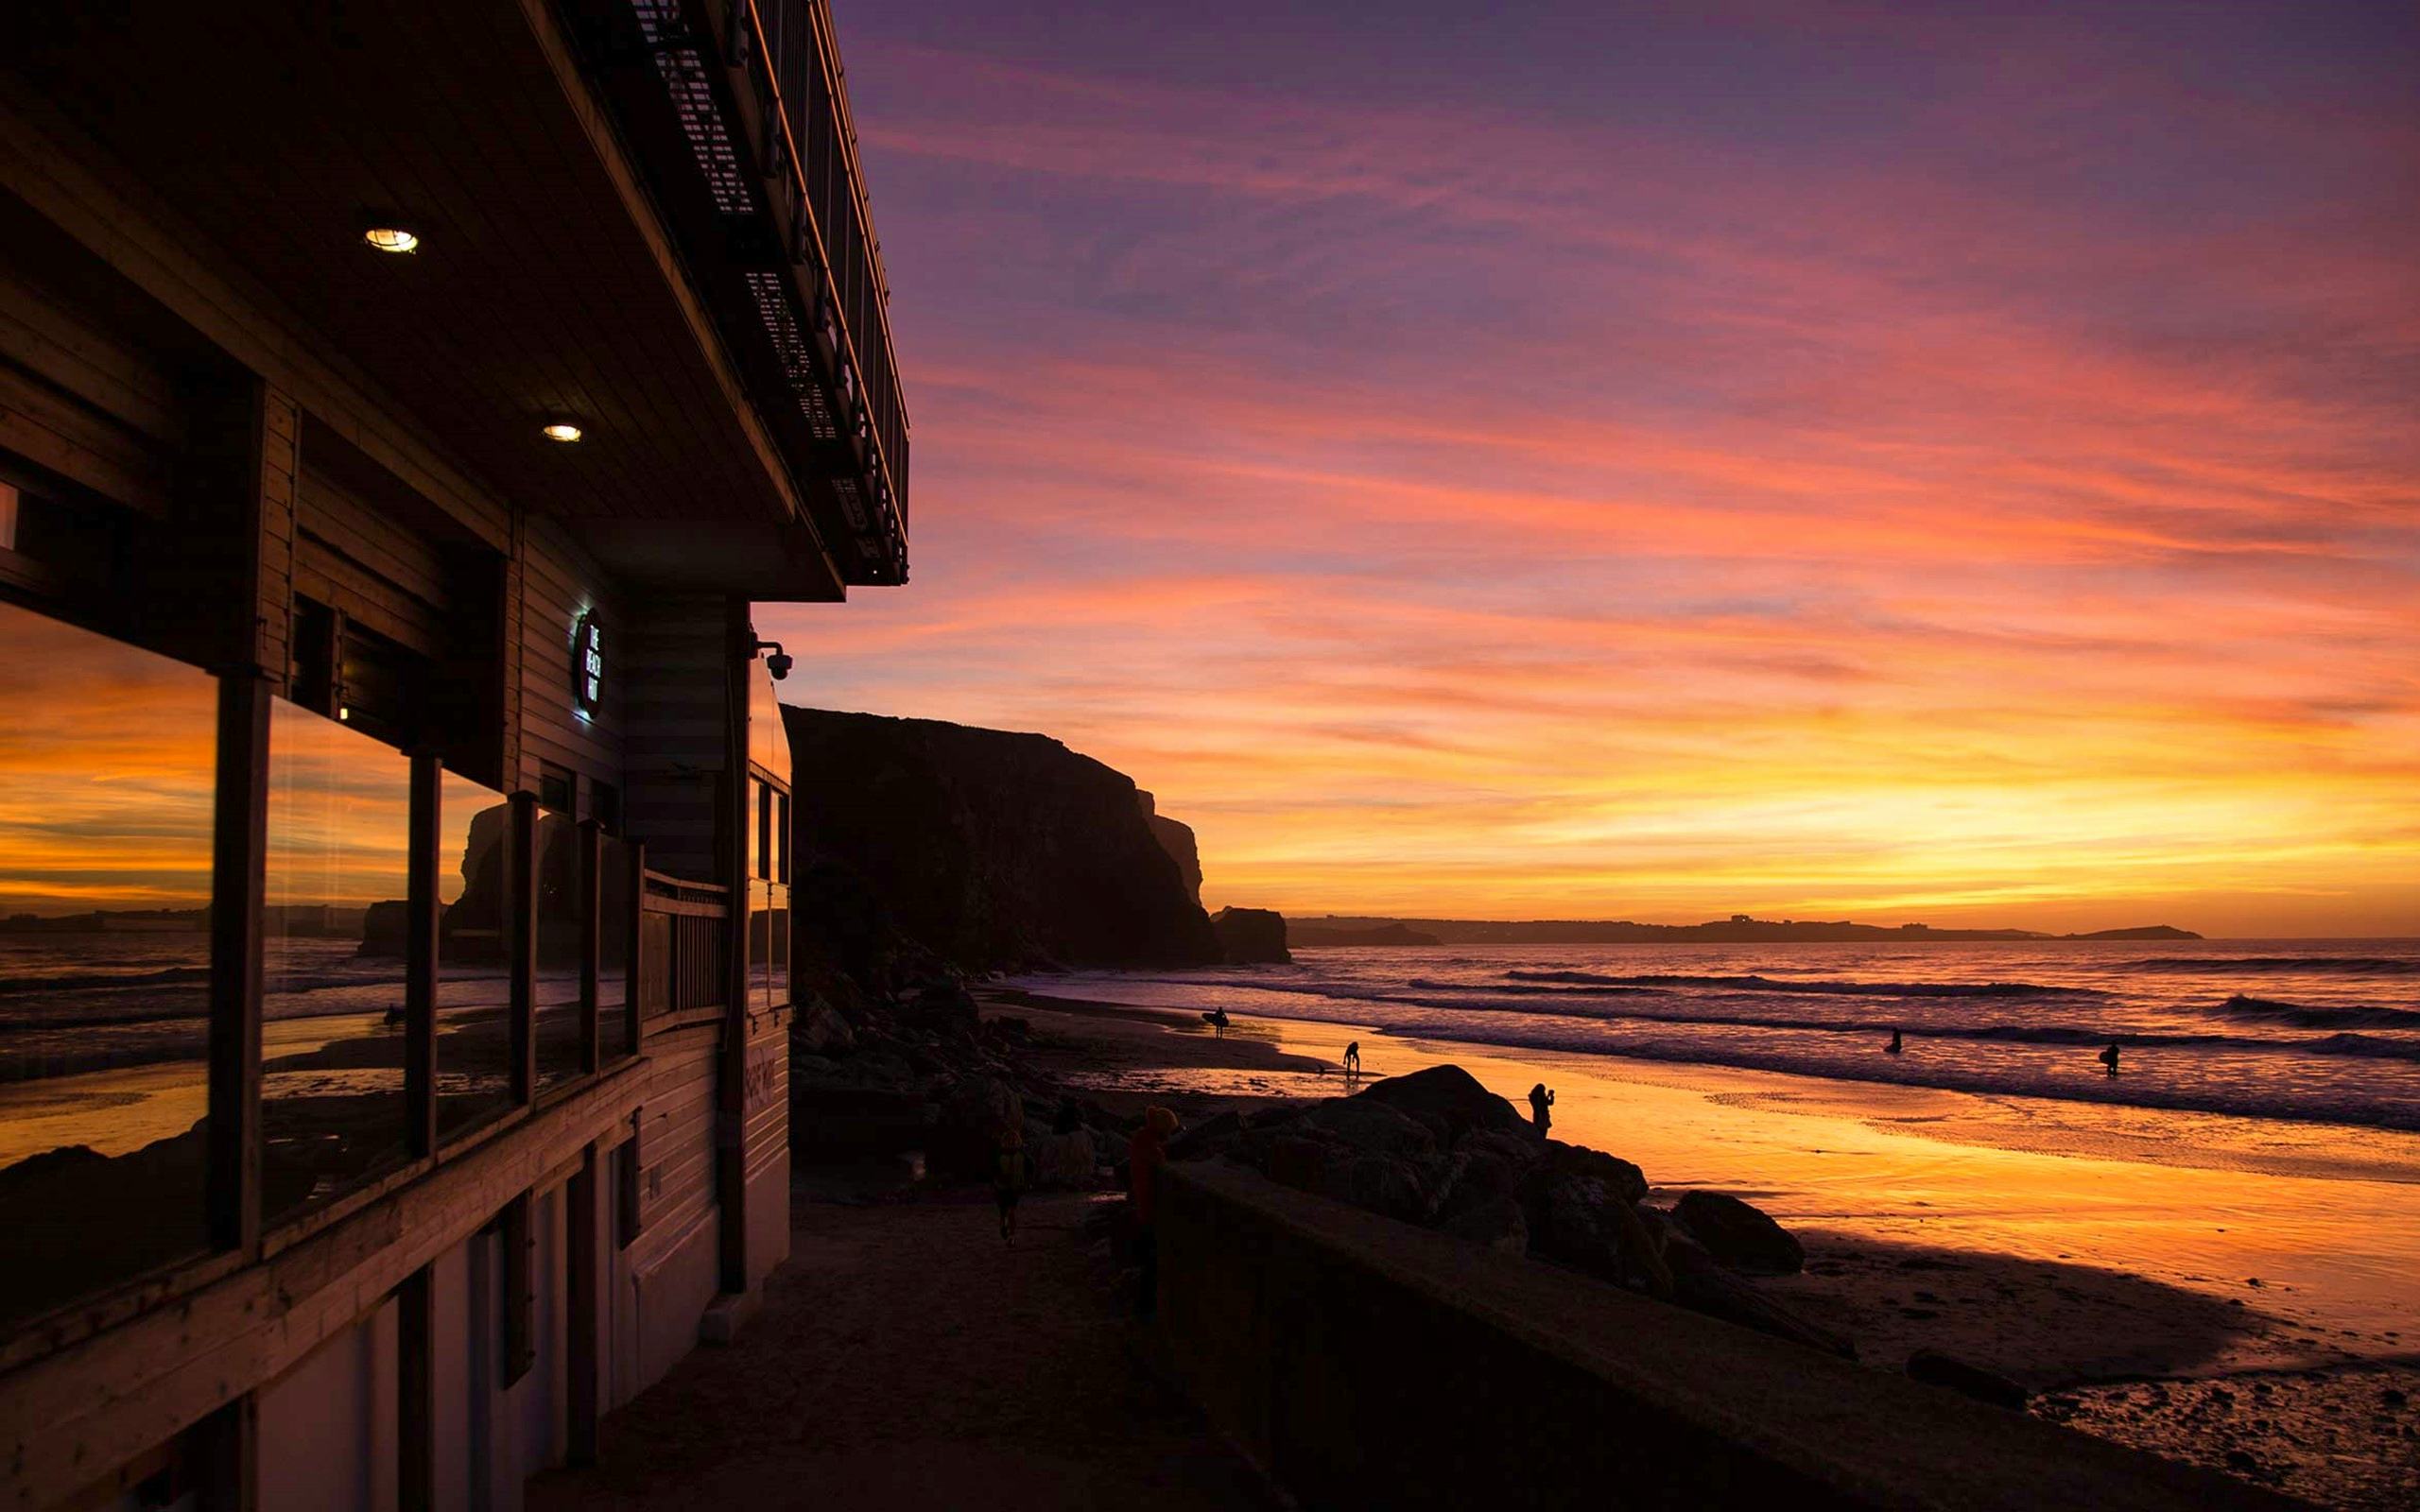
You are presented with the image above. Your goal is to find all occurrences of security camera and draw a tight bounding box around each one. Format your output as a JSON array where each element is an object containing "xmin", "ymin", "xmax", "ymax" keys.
[{"xmin": 767, "ymin": 651, "xmax": 793, "ymax": 681}]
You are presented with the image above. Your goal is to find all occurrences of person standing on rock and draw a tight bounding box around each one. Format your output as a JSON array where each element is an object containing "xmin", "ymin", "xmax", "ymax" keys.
[
  {"xmin": 994, "ymin": 1124, "xmax": 1029, "ymax": 1244},
  {"xmin": 1128, "ymin": 1107, "xmax": 1180, "ymax": 1317},
  {"xmin": 1528, "ymin": 1082, "xmax": 1554, "ymax": 1134}
]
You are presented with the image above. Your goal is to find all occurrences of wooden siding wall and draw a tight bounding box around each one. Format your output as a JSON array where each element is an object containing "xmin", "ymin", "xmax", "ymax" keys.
[
  {"xmin": 622, "ymin": 595, "xmax": 731, "ymax": 882},
  {"xmin": 0, "ymin": 257, "xmax": 185, "ymax": 518},
  {"xmin": 518, "ymin": 515, "xmax": 626, "ymax": 797},
  {"xmin": 295, "ymin": 462, "xmax": 451, "ymax": 659}
]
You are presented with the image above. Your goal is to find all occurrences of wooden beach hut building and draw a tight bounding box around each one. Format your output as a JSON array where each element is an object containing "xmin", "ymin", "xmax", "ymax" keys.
[{"xmin": 0, "ymin": 1, "xmax": 908, "ymax": 1504}]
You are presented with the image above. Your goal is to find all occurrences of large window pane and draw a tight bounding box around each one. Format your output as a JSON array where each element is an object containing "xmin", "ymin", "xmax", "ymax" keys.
[
  {"xmin": 263, "ymin": 699, "xmax": 411, "ymax": 1226},
  {"xmin": 437, "ymin": 773, "xmax": 513, "ymax": 1137},
  {"xmin": 534, "ymin": 808, "xmax": 581, "ymax": 1093},
  {"xmin": 0, "ymin": 602, "xmax": 216, "ymax": 1327}
]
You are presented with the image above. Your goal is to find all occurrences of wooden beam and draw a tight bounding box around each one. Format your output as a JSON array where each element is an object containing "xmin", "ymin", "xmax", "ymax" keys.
[
  {"xmin": 498, "ymin": 1192, "xmax": 535, "ymax": 1388},
  {"xmin": 191, "ymin": 1394, "xmax": 256, "ymax": 1512},
  {"xmin": 564, "ymin": 1147, "xmax": 600, "ymax": 1466},
  {"xmin": 622, "ymin": 838, "xmax": 646, "ymax": 1058},
  {"xmin": 717, "ymin": 599, "xmax": 752, "ymax": 1297},
  {"xmin": 396, "ymin": 1266, "xmax": 434, "ymax": 1512},
  {"xmin": 579, "ymin": 818, "xmax": 602, "ymax": 1074},
  {"xmin": 406, "ymin": 756, "xmax": 441, "ymax": 1157},
  {"xmin": 207, "ymin": 672, "xmax": 268, "ymax": 1260},
  {"xmin": 509, "ymin": 791, "xmax": 539, "ymax": 1107}
]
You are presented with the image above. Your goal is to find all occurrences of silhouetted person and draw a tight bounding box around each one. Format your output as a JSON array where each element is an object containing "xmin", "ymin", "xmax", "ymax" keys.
[
  {"xmin": 1201, "ymin": 1007, "xmax": 1231, "ymax": 1030},
  {"xmin": 1343, "ymin": 1040, "xmax": 1361, "ymax": 1077},
  {"xmin": 1128, "ymin": 1107, "xmax": 1180, "ymax": 1317},
  {"xmin": 2099, "ymin": 1042, "xmax": 2121, "ymax": 1077},
  {"xmin": 994, "ymin": 1125, "xmax": 1028, "ymax": 1243},
  {"xmin": 1886, "ymin": 1028, "xmax": 1903, "ymax": 1055},
  {"xmin": 1529, "ymin": 1082, "xmax": 1555, "ymax": 1134}
]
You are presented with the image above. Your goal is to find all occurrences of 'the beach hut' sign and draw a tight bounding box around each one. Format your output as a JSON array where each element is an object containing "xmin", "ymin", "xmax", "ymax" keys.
[{"xmin": 574, "ymin": 611, "xmax": 603, "ymax": 714}]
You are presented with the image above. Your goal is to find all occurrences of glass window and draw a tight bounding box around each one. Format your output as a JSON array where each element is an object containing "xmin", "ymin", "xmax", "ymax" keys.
[
  {"xmin": 436, "ymin": 772, "xmax": 514, "ymax": 1138},
  {"xmin": 263, "ymin": 698, "xmax": 411, "ymax": 1227},
  {"xmin": 534, "ymin": 804, "xmax": 582, "ymax": 1094},
  {"xmin": 0, "ymin": 601, "xmax": 216, "ymax": 1327}
]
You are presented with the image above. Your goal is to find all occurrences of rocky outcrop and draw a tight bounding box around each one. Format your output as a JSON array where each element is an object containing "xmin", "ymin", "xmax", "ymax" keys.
[
  {"xmin": 1672, "ymin": 1189, "xmax": 1806, "ymax": 1275},
  {"xmin": 782, "ymin": 707, "xmax": 1219, "ymax": 971},
  {"xmin": 1209, "ymin": 906, "xmax": 1290, "ymax": 964},
  {"xmin": 1175, "ymin": 1066, "xmax": 1848, "ymax": 1358},
  {"xmin": 1136, "ymin": 790, "xmax": 1202, "ymax": 905}
]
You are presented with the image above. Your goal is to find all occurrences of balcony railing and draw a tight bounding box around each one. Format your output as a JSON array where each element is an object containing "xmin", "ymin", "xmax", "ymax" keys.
[
  {"xmin": 635, "ymin": 867, "xmax": 732, "ymax": 1019},
  {"xmin": 594, "ymin": 0, "xmax": 911, "ymax": 586}
]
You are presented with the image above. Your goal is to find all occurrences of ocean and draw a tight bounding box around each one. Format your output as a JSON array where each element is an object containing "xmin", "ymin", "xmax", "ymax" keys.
[{"xmin": 1011, "ymin": 938, "xmax": 2420, "ymax": 1132}]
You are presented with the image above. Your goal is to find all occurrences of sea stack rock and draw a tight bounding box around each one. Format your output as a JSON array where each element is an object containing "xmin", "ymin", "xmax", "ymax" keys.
[{"xmin": 1211, "ymin": 906, "xmax": 1290, "ymax": 964}]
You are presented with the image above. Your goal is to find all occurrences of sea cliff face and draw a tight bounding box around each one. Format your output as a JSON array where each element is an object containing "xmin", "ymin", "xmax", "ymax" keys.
[
  {"xmin": 782, "ymin": 707, "xmax": 1219, "ymax": 970},
  {"xmin": 1136, "ymin": 790, "xmax": 1202, "ymax": 905}
]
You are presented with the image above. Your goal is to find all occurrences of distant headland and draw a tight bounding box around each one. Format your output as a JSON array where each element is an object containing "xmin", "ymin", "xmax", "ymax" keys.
[{"xmin": 1287, "ymin": 915, "xmax": 2200, "ymax": 947}]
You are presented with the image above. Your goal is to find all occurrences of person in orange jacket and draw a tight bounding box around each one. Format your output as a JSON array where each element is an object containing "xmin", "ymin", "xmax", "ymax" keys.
[{"xmin": 1127, "ymin": 1106, "xmax": 1179, "ymax": 1317}]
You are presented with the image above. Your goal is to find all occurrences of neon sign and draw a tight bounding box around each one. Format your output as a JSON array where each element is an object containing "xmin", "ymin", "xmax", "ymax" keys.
[{"xmin": 573, "ymin": 611, "xmax": 603, "ymax": 714}]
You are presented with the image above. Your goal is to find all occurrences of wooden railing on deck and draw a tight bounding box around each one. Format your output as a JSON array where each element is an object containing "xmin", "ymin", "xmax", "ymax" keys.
[{"xmin": 636, "ymin": 867, "xmax": 730, "ymax": 1021}]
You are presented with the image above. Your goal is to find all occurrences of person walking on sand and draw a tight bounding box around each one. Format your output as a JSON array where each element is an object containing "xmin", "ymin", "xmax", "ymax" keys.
[
  {"xmin": 1127, "ymin": 1107, "xmax": 1180, "ymax": 1317},
  {"xmin": 2099, "ymin": 1041, "xmax": 2122, "ymax": 1077},
  {"xmin": 994, "ymin": 1125, "xmax": 1029, "ymax": 1243},
  {"xmin": 1886, "ymin": 1027, "xmax": 1903, "ymax": 1055},
  {"xmin": 1343, "ymin": 1040, "xmax": 1361, "ymax": 1078},
  {"xmin": 1529, "ymin": 1082, "xmax": 1555, "ymax": 1134}
]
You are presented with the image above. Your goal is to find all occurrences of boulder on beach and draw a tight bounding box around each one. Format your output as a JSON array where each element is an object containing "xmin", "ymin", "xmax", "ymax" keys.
[
  {"xmin": 795, "ymin": 996, "xmax": 858, "ymax": 1057},
  {"xmin": 1354, "ymin": 1064, "xmax": 1529, "ymax": 1143},
  {"xmin": 1028, "ymin": 1127, "xmax": 1098, "ymax": 1189},
  {"xmin": 1672, "ymin": 1190, "xmax": 1805, "ymax": 1276},
  {"xmin": 1442, "ymin": 1194, "xmax": 1529, "ymax": 1254},
  {"xmin": 1302, "ymin": 1097, "xmax": 1439, "ymax": 1160}
]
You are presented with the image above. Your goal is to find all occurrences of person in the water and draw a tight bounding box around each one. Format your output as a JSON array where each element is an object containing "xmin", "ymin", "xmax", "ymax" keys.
[
  {"xmin": 2099, "ymin": 1041, "xmax": 2122, "ymax": 1076},
  {"xmin": 1886, "ymin": 1028, "xmax": 1903, "ymax": 1055}
]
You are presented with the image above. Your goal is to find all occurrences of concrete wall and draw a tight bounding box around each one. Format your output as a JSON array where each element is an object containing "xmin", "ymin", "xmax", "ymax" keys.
[{"xmin": 1154, "ymin": 1162, "xmax": 2298, "ymax": 1512}]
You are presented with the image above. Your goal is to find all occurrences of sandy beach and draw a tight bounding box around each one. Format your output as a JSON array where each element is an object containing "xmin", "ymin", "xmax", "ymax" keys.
[{"xmin": 983, "ymin": 988, "xmax": 2420, "ymax": 1510}]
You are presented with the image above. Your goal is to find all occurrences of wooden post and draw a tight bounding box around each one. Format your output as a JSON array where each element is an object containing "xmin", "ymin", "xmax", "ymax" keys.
[
  {"xmin": 565, "ymin": 1146, "xmax": 600, "ymax": 1465},
  {"xmin": 406, "ymin": 756, "xmax": 441, "ymax": 1156},
  {"xmin": 579, "ymin": 818, "xmax": 602, "ymax": 1074},
  {"xmin": 717, "ymin": 603, "xmax": 753, "ymax": 1297},
  {"xmin": 499, "ymin": 1191, "xmax": 534, "ymax": 1387},
  {"xmin": 207, "ymin": 672, "xmax": 268, "ymax": 1259},
  {"xmin": 509, "ymin": 792, "xmax": 538, "ymax": 1106},
  {"xmin": 192, "ymin": 1393, "xmax": 257, "ymax": 1512},
  {"xmin": 624, "ymin": 839, "xmax": 646, "ymax": 1055},
  {"xmin": 397, "ymin": 1265, "xmax": 435, "ymax": 1511}
]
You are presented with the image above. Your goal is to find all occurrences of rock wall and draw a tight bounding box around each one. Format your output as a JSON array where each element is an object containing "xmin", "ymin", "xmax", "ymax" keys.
[
  {"xmin": 1136, "ymin": 790, "xmax": 1202, "ymax": 905},
  {"xmin": 782, "ymin": 707, "xmax": 1219, "ymax": 970}
]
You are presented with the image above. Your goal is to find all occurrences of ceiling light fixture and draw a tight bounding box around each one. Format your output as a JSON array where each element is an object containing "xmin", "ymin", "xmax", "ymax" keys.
[
  {"xmin": 362, "ymin": 226, "xmax": 420, "ymax": 254},
  {"xmin": 542, "ymin": 422, "xmax": 584, "ymax": 444}
]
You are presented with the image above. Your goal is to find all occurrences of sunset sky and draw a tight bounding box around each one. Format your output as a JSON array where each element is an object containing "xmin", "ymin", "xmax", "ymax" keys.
[{"xmin": 763, "ymin": 1, "xmax": 2420, "ymax": 936}]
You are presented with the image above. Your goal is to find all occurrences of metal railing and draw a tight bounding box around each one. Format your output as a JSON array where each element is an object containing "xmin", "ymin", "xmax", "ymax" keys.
[{"xmin": 734, "ymin": 0, "xmax": 911, "ymax": 557}]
